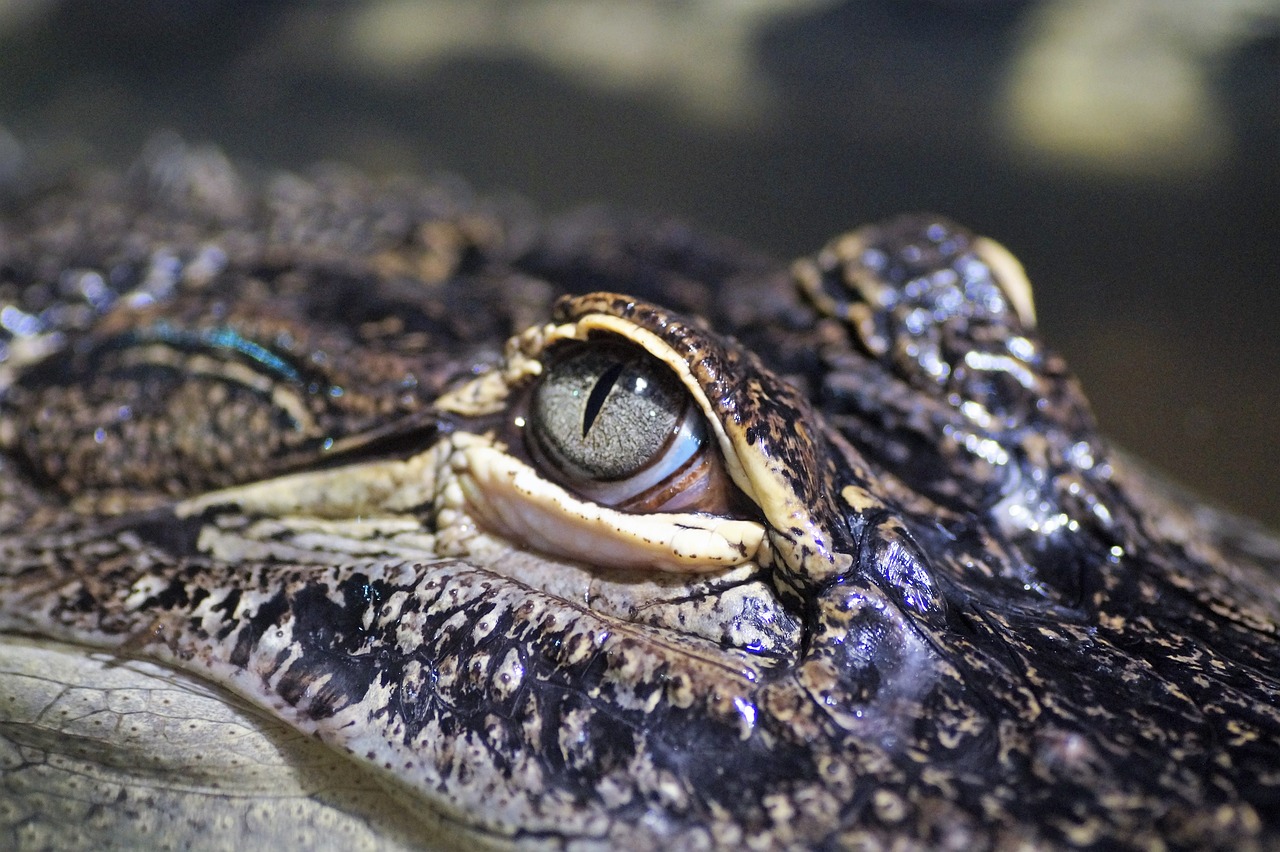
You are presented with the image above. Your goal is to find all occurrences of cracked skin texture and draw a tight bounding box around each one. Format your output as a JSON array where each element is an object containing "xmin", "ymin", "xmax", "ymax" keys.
[{"xmin": 1, "ymin": 141, "xmax": 1279, "ymax": 850}]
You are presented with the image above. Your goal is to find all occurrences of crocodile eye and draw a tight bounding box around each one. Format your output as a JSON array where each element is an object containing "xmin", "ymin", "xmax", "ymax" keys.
[{"xmin": 526, "ymin": 341, "xmax": 727, "ymax": 513}]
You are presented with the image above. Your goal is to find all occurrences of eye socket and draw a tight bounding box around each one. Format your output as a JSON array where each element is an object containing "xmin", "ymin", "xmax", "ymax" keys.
[{"xmin": 525, "ymin": 340, "xmax": 735, "ymax": 514}]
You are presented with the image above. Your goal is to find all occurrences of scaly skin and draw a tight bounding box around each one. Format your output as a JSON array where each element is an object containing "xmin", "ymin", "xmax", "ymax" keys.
[{"xmin": 2, "ymin": 140, "xmax": 1278, "ymax": 850}]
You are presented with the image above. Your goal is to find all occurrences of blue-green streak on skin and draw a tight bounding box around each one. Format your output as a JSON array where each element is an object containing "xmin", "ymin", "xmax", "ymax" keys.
[{"xmin": 133, "ymin": 322, "xmax": 306, "ymax": 386}]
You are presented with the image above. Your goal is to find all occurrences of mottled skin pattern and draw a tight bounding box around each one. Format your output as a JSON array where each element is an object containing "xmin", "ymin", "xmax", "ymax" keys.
[{"xmin": 1, "ymin": 142, "xmax": 1279, "ymax": 850}]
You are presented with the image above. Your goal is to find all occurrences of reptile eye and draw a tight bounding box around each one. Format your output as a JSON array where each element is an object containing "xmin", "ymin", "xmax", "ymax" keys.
[{"xmin": 526, "ymin": 341, "xmax": 730, "ymax": 513}]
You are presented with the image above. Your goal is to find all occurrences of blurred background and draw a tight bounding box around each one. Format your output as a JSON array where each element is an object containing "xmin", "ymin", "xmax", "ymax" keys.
[{"xmin": 0, "ymin": 0, "xmax": 1276, "ymax": 528}]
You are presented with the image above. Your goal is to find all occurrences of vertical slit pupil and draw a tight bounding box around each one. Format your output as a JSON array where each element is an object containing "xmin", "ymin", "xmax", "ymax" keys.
[{"xmin": 582, "ymin": 361, "xmax": 626, "ymax": 437}]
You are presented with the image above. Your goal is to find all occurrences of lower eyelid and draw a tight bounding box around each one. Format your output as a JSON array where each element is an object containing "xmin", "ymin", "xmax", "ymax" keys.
[{"xmin": 617, "ymin": 450, "xmax": 721, "ymax": 514}]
